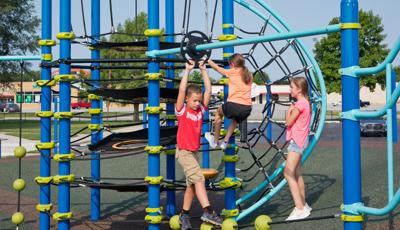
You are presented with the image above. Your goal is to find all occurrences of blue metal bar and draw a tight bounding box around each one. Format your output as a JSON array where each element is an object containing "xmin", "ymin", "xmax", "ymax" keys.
[
  {"xmin": 165, "ymin": 0, "xmax": 176, "ymax": 218},
  {"xmin": 341, "ymin": 1, "xmax": 362, "ymax": 230},
  {"xmin": 39, "ymin": 1, "xmax": 52, "ymax": 229},
  {"xmin": 146, "ymin": 24, "xmax": 340, "ymax": 57},
  {"xmin": 391, "ymin": 69, "xmax": 397, "ymax": 143},
  {"xmin": 0, "ymin": 55, "xmax": 41, "ymax": 61},
  {"xmin": 222, "ymin": 0, "xmax": 237, "ymax": 216},
  {"xmin": 354, "ymin": 36, "xmax": 400, "ymax": 76},
  {"xmin": 147, "ymin": 1, "xmax": 161, "ymax": 229},
  {"xmin": 385, "ymin": 64, "xmax": 394, "ymax": 201},
  {"xmin": 355, "ymin": 188, "xmax": 400, "ymax": 215},
  {"xmin": 90, "ymin": 0, "xmax": 101, "ymax": 221},
  {"xmin": 58, "ymin": 1, "xmax": 72, "ymax": 229}
]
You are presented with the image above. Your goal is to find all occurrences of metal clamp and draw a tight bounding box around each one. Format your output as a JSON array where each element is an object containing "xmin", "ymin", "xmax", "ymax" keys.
[
  {"xmin": 341, "ymin": 202, "xmax": 364, "ymax": 215},
  {"xmin": 145, "ymin": 146, "xmax": 163, "ymax": 154},
  {"xmin": 36, "ymin": 142, "xmax": 55, "ymax": 150},
  {"xmin": 144, "ymin": 29, "xmax": 162, "ymax": 37},
  {"xmin": 341, "ymin": 214, "xmax": 364, "ymax": 222},
  {"xmin": 218, "ymin": 34, "xmax": 237, "ymax": 41},
  {"xmin": 340, "ymin": 109, "xmax": 358, "ymax": 121},
  {"xmin": 144, "ymin": 215, "xmax": 163, "ymax": 224},
  {"xmin": 53, "ymin": 153, "xmax": 76, "ymax": 162},
  {"xmin": 339, "ymin": 66, "xmax": 359, "ymax": 78},
  {"xmin": 144, "ymin": 176, "xmax": 163, "ymax": 185},
  {"xmin": 38, "ymin": 39, "xmax": 56, "ymax": 46},
  {"xmin": 34, "ymin": 176, "xmax": 53, "ymax": 184},
  {"xmin": 54, "ymin": 74, "xmax": 77, "ymax": 82},
  {"xmin": 221, "ymin": 208, "xmax": 239, "ymax": 218},
  {"xmin": 56, "ymin": 32, "xmax": 75, "ymax": 40},
  {"xmin": 219, "ymin": 177, "xmax": 241, "ymax": 189},
  {"xmin": 88, "ymin": 108, "xmax": 102, "ymax": 115},
  {"xmin": 222, "ymin": 155, "xmax": 239, "ymax": 162},
  {"xmin": 54, "ymin": 112, "xmax": 74, "ymax": 119},
  {"xmin": 145, "ymin": 73, "xmax": 163, "ymax": 81},
  {"xmin": 36, "ymin": 79, "xmax": 56, "ymax": 87},
  {"xmin": 145, "ymin": 106, "xmax": 163, "ymax": 114},
  {"xmin": 222, "ymin": 24, "xmax": 234, "ymax": 29},
  {"xmin": 52, "ymin": 174, "xmax": 75, "ymax": 184},
  {"xmin": 53, "ymin": 212, "xmax": 73, "ymax": 221},
  {"xmin": 35, "ymin": 111, "xmax": 54, "ymax": 118},
  {"xmin": 36, "ymin": 203, "xmax": 53, "ymax": 212},
  {"xmin": 88, "ymin": 94, "xmax": 101, "ymax": 100}
]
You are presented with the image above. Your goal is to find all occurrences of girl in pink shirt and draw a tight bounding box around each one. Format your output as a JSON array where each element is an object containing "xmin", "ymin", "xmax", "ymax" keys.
[
  {"xmin": 284, "ymin": 76, "xmax": 312, "ymax": 221},
  {"xmin": 205, "ymin": 54, "xmax": 253, "ymax": 150}
]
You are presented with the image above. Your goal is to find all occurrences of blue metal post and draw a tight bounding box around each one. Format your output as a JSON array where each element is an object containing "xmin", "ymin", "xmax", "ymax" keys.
[
  {"xmin": 147, "ymin": 1, "xmax": 161, "ymax": 229},
  {"xmin": 386, "ymin": 64, "xmax": 394, "ymax": 201},
  {"xmin": 39, "ymin": 1, "xmax": 52, "ymax": 229},
  {"xmin": 90, "ymin": 0, "xmax": 101, "ymax": 221},
  {"xmin": 391, "ymin": 69, "xmax": 397, "ymax": 143},
  {"xmin": 341, "ymin": 1, "xmax": 362, "ymax": 230},
  {"xmin": 54, "ymin": 96, "xmax": 59, "ymax": 154},
  {"xmin": 222, "ymin": 0, "xmax": 237, "ymax": 216},
  {"xmin": 165, "ymin": 0, "xmax": 176, "ymax": 217},
  {"xmin": 266, "ymin": 85, "xmax": 272, "ymax": 140},
  {"xmin": 58, "ymin": 0, "xmax": 72, "ymax": 229}
]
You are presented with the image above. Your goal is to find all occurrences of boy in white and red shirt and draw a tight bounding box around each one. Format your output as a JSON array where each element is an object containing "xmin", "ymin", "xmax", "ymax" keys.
[{"xmin": 175, "ymin": 60, "xmax": 223, "ymax": 229}]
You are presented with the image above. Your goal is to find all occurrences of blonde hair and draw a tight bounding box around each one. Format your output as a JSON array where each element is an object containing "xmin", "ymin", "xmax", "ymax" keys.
[
  {"xmin": 292, "ymin": 77, "xmax": 309, "ymax": 101},
  {"xmin": 229, "ymin": 53, "xmax": 252, "ymax": 85}
]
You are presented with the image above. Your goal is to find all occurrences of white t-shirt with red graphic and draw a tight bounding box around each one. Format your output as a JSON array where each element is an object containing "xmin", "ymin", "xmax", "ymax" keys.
[{"xmin": 175, "ymin": 104, "xmax": 206, "ymax": 152}]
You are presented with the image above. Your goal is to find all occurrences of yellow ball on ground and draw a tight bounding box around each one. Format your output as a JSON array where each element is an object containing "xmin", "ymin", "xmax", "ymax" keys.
[
  {"xmin": 200, "ymin": 222, "xmax": 214, "ymax": 230},
  {"xmin": 169, "ymin": 215, "xmax": 181, "ymax": 230},
  {"xmin": 14, "ymin": 146, "xmax": 27, "ymax": 158},
  {"xmin": 11, "ymin": 212, "xmax": 24, "ymax": 225},
  {"xmin": 222, "ymin": 218, "xmax": 238, "ymax": 230},
  {"xmin": 13, "ymin": 179, "xmax": 26, "ymax": 191},
  {"xmin": 255, "ymin": 215, "xmax": 272, "ymax": 230}
]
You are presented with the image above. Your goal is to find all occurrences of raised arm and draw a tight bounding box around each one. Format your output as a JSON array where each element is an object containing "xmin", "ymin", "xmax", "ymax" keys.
[
  {"xmin": 199, "ymin": 61, "xmax": 212, "ymax": 107},
  {"xmin": 207, "ymin": 59, "xmax": 227, "ymax": 76},
  {"xmin": 176, "ymin": 60, "xmax": 195, "ymax": 110},
  {"xmin": 286, "ymin": 104, "xmax": 300, "ymax": 127}
]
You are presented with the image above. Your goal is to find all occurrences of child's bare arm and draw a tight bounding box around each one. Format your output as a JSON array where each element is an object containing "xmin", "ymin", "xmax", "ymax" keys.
[
  {"xmin": 207, "ymin": 59, "xmax": 227, "ymax": 76},
  {"xmin": 286, "ymin": 104, "xmax": 300, "ymax": 127},
  {"xmin": 199, "ymin": 61, "xmax": 212, "ymax": 107},
  {"xmin": 176, "ymin": 61, "xmax": 195, "ymax": 109}
]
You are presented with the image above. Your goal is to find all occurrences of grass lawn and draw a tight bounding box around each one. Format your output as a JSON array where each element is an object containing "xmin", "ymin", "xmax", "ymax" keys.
[{"xmin": 0, "ymin": 119, "xmax": 139, "ymax": 140}]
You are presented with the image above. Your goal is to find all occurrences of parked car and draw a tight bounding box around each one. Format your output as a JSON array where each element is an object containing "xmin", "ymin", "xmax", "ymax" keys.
[
  {"xmin": 0, "ymin": 103, "xmax": 20, "ymax": 112},
  {"xmin": 71, "ymin": 101, "xmax": 91, "ymax": 109},
  {"xmin": 360, "ymin": 118, "xmax": 387, "ymax": 137}
]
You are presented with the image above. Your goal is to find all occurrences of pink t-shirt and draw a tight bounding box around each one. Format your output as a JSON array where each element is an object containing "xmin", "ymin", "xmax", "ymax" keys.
[
  {"xmin": 175, "ymin": 104, "xmax": 206, "ymax": 152},
  {"xmin": 286, "ymin": 99, "xmax": 310, "ymax": 148}
]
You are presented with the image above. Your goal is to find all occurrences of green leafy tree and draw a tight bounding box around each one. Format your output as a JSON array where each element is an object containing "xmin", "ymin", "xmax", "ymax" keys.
[
  {"xmin": 314, "ymin": 10, "xmax": 389, "ymax": 93},
  {"xmin": 253, "ymin": 71, "xmax": 270, "ymax": 85},
  {"xmin": 0, "ymin": 0, "xmax": 40, "ymax": 86}
]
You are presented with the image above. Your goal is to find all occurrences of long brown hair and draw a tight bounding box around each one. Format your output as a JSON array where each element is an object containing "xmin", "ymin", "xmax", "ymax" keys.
[
  {"xmin": 229, "ymin": 53, "xmax": 252, "ymax": 85},
  {"xmin": 292, "ymin": 77, "xmax": 309, "ymax": 101}
]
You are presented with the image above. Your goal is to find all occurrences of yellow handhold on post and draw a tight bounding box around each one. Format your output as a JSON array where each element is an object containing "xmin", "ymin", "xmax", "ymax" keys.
[
  {"xmin": 221, "ymin": 209, "xmax": 239, "ymax": 218},
  {"xmin": 145, "ymin": 106, "xmax": 163, "ymax": 114},
  {"xmin": 144, "ymin": 214, "xmax": 163, "ymax": 224},
  {"xmin": 219, "ymin": 177, "xmax": 241, "ymax": 189},
  {"xmin": 53, "ymin": 153, "xmax": 76, "ymax": 162},
  {"xmin": 53, "ymin": 212, "xmax": 73, "ymax": 221},
  {"xmin": 144, "ymin": 176, "xmax": 163, "ymax": 185},
  {"xmin": 36, "ymin": 142, "xmax": 55, "ymax": 150},
  {"xmin": 52, "ymin": 174, "xmax": 75, "ymax": 184},
  {"xmin": 144, "ymin": 29, "xmax": 162, "ymax": 37},
  {"xmin": 88, "ymin": 108, "xmax": 102, "ymax": 115},
  {"xmin": 54, "ymin": 74, "xmax": 76, "ymax": 82},
  {"xmin": 341, "ymin": 214, "xmax": 364, "ymax": 222},
  {"xmin": 56, "ymin": 32, "xmax": 75, "ymax": 40},
  {"xmin": 35, "ymin": 111, "xmax": 54, "ymax": 118},
  {"xmin": 36, "ymin": 203, "xmax": 53, "ymax": 212},
  {"xmin": 34, "ymin": 176, "xmax": 53, "ymax": 185},
  {"xmin": 145, "ymin": 145, "xmax": 163, "ymax": 154},
  {"xmin": 54, "ymin": 112, "xmax": 74, "ymax": 119},
  {"xmin": 38, "ymin": 39, "xmax": 56, "ymax": 46},
  {"xmin": 218, "ymin": 34, "xmax": 237, "ymax": 41},
  {"xmin": 88, "ymin": 94, "xmax": 101, "ymax": 100},
  {"xmin": 35, "ymin": 79, "xmax": 56, "ymax": 87},
  {"xmin": 145, "ymin": 73, "xmax": 163, "ymax": 81},
  {"xmin": 41, "ymin": 54, "xmax": 53, "ymax": 61}
]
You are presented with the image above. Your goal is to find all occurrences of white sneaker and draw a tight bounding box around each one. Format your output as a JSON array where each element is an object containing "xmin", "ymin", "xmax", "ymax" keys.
[
  {"xmin": 205, "ymin": 132, "xmax": 218, "ymax": 149},
  {"xmin": 219, "ymin": 141, "xmax": 227, "ymax": 150},
  {"xmin": 285, "ymin": 207, "xmax": 310, "ymax": 221},
  {"xmin": 305, "ymin": 203, "xmax": 312, "ymax": 212}
]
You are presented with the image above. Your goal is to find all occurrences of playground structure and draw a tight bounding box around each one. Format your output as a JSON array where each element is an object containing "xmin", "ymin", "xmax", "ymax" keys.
[{"xmin": 0, "ymin": 0, "xmax": 399, "ymax": 230}]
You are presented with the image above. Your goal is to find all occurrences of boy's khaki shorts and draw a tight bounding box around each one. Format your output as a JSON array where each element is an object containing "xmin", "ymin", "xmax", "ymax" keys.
[{"xmin": 176, "ymin": 148, "xmax": 205, "ymax": 186}]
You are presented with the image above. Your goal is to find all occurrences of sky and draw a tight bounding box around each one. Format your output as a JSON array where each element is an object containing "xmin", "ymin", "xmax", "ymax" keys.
[{"xmin": 31, "ymin": 0, "xmax": 400, "ymax": 80}]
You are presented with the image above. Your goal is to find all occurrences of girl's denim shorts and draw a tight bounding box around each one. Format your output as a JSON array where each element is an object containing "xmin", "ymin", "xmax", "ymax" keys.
[{"xmin": 287, "ymin": 139, "xmax": 308, "ymax": 154}]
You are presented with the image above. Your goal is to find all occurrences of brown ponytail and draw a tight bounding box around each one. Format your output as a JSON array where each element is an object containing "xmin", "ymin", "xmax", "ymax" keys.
[{"xmin": 229, "ymin": 53, "xmax": 253, "ymax": 85}]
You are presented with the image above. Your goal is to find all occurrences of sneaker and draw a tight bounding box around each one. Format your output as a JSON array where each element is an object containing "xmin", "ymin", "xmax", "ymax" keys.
[
  {"xmin": 179, "ymin": 213, "xmax": 192, "ymax": 230},
  {"xmin": 305, "ymin": 203, "xmax": 312, "ymax": 212},
  {"xmin": 201, "ymin": 211, "xmax": 223, "ymax": 226},
  {"xmin": 219, "ymin": 141, "xmax": 227, "ymax": 150},
  {"xmin": 285, "ymin": 207, "xmax": 310, "ymax": 221},
  {"xmin": 205, "ymin": 132, "xmax": 218, "ymax": 149}
]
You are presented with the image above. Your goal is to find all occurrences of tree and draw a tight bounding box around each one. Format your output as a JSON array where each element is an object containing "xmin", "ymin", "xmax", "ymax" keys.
[
  {"xmin": 314, "ymin": 10, "xmax": 389, "ymax": 94},
  {"xmin": 0, "ymin": 0, "xmax": 40, "ymax": 85},
  {"xmin": 253, "ymin": 71, "xmax": 270, "ymax": 85}
]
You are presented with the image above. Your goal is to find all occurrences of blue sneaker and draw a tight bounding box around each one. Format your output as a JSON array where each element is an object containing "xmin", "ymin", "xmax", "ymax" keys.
[
  {"xmin": 179, "ymin": 213, "xmax": 192, "ymax": 230},
  {"xmin": 200, "ymin": 211, "xmax": 223, "ymax": 226}
]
